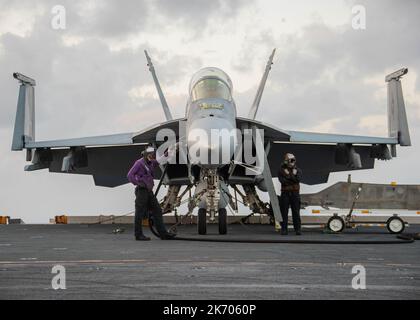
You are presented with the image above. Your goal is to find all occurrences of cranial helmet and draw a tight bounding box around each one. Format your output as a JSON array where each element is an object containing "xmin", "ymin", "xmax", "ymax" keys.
[
  {"xmin": 284, "ymin": 153, "xmax": 296, "ymax": 167},
  {"xmin": 142, "ymin": 146, "xmax": 156, "ymax": 157}
]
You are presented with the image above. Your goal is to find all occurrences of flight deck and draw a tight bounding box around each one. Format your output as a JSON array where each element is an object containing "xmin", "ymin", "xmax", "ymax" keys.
[{"xmin": 1, "ymin": 224, "xmax": 419, "ymax": 300}]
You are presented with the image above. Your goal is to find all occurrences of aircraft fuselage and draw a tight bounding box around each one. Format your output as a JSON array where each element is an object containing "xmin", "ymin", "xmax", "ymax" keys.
[{"xmin": 186, "ymin": 67, "xmax": 238, "ymax": 169}]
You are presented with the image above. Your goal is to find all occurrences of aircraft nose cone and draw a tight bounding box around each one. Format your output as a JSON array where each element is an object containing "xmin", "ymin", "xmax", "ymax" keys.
[{"xmin": 187, "ymin": 117, "xmax": 238, "ymax": 167}]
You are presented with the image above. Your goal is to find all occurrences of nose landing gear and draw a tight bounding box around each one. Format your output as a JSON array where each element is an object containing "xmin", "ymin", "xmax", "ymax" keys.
[{"xmin": 197, "ymin": 208, "xmax": 228, "ymax": 235}]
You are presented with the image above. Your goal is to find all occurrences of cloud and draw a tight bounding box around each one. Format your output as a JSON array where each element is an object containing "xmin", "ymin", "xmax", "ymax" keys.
[
  {"xmin": 0, "ymin": 19, "xmax": 203, "ymax": 137},
  {"xmin": 0, "ymin": 0, "xmax": 419, "ymax": 223},
  {"xmin": 358, "ymin": 115, "xmax": 387, "ymax": 136},
  {"xmin": 0, "ymin": 0, "xmax": 251, "ymax": 222},
  {"xmin": 151, "ymin": 0, "xmax": 252, "ymax": 36},
  {"xmin": 248, "ymin": 0, "xmax": 420, "ymax": 135}
]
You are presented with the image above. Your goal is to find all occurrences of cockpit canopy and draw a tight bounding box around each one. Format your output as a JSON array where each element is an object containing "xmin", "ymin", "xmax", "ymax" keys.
[
  {"xmin": 190, "ymin": 67, "xmax": 233, "ymax": 102},
  {"xmin": 192, "ymin": 78, "xmax": 232, "ymax": 102}
]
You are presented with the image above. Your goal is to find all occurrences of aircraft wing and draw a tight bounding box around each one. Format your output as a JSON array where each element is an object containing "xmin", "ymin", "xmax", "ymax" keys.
[
  {"xmin": 237, "ymin": 118, "xmax": 399, "ymax": 185},
  {"xmin": 241, "ymin": 67, "xmax": 411, "ymax": 185},
  {"xmin": 277, "ymin": 130, "xmax": 398, "ymax": 185},
  {"xmin": 24, "ymin": 119, "xmax": 185, "ymax": 187},
  {"xmin": 286, "ymin": 130, "xmax": 397, "ymax": 145},
  {"xmin": 25, "ymin": 119, "xmax": 182, "ymax": 149},
  {"xmin": 267, "ymin": 142, "xmax": 377, "ymax": 185},
  {"xmin": 25, "ymin": 133, "xmax": 135, "ymax": 149},
  {"xmin": 237, "ymin": 118, "xmax": 398, "ymax": 145}
]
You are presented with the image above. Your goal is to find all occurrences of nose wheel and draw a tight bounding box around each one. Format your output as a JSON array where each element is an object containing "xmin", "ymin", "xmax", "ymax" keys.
[
  {"xmin": 197, "ymin": 208, "xmax": 228, "ymax": 235},
  {"xmin": 198, "ymin": 208, "xmax": 207, "ymax": 235},
  {"xmin": 218, "ymin": 208, "xmax": 227, "ymax": 235}
]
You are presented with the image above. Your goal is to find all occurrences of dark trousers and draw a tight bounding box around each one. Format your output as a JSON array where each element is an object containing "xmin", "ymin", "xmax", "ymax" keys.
[
  {"xmin": 134, "ymin": 187, "xmax": 168, "ymax": 237},
  {"xmin": 279, "ymin": 192, "xmax": 301, "ymax": 232}
]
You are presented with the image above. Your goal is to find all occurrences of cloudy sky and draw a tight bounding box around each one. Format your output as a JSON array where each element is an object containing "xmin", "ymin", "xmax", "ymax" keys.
[{"xmin": 0, "ymin": 0, "xmax": 419, "ymax": 223}]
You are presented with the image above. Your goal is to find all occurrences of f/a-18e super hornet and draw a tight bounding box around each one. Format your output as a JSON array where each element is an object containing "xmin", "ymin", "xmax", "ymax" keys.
[{"xmin": 11, "ymin": 50, "xmax": 411, "ymax": 234}]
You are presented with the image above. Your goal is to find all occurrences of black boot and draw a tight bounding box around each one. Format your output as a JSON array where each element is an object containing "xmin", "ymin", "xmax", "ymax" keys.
[
  {"xmin": 295, "ymin": 230, "xmax": 302, "ymax": 236},
  {"xmin": 160, "ymin": 232, "xmax": 177, "ymax": 240},
  {"xmin": 281, "ymin": 229, "xmax": 288, "ymax": 235},
  {"xmin": 135, "ymin": 235, "xmax": 151, "ymax": 241}
]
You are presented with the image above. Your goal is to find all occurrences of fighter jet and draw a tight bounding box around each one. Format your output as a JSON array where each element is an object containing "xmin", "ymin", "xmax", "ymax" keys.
[{"xmin": 11, "ymin": 50, "xmax": 411, "ymax": 234}]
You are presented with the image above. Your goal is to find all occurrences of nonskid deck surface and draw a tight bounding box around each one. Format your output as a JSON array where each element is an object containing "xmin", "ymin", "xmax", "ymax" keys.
[{"xmin": 0, "ymin": 224, "xmax": 419, "ymax": 300}]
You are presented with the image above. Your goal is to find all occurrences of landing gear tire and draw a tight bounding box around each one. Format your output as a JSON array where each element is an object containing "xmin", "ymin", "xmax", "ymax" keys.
[
  {"xmin": 387, "ymin": 216, "xmax": 405, "ymax": 234},
  {"xmin": 198, "ymin": 208, "xmax": 207, "ymax": 235},
  {"xmin": 218, "ymin": 208, "xmax": 227, "ymax": 235},
  {"xmin": 327, "ymin": 216, "xmax": 345, "ymax": 233}
]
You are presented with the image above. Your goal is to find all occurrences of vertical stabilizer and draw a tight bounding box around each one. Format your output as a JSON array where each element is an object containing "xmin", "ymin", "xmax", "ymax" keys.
[
  {"xmin": 144, "ymin": 50, "xmax": 173, "ymax": 121},
  {"xmin": 248, "ymin": 49, "xmax": 276, "ymax": 120}
]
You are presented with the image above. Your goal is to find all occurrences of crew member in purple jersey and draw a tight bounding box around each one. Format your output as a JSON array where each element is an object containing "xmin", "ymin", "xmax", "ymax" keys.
[{"xmin": 127, "ymin": 146, "xmax": 176, "ymax": 241}]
